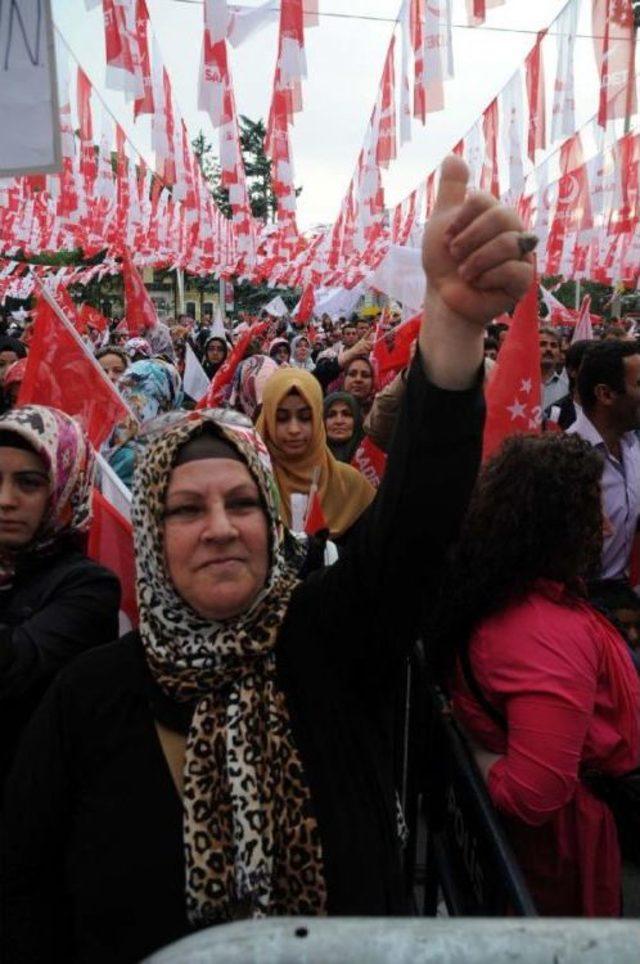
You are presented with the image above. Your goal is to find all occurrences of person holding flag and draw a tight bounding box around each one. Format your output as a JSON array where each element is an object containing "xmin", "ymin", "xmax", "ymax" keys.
[{"xmin": 2, "ymin": 157, "xmax": 535, "ymax": 961}]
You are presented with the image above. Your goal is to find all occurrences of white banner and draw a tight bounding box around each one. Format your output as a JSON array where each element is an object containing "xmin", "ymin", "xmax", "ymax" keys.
[{"xmin": 0, "ymin": 0, "xmax": 61, "ymax": 176}]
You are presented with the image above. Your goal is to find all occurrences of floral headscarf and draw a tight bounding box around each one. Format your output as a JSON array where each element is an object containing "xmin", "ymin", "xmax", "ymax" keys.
[
  {"xmin": 132, "ymin": 410, "xmax": 327, "ymax": 925},
  {"xmin": 123, "ymin": 337, "xmax": 152, "ymax": 360},
  {"xmin": 110, "ymin": 359, "xmax": 183, "ymax": 446},
  {"xmin": 0, "ymin": 405, "xmax": 94, "ymax": 586},
  {"xmin": 229, "ymin": 354, "xmax": 279, "ymax": 421}
]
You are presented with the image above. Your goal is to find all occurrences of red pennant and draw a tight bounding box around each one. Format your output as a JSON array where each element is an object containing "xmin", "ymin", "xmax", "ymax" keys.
[
  {"xmin": 304, "ymin": 486, "xmax": 328, "ymax": 535},
  {"xmin": 88, "ymin": 489, "xmax": 138, "ymax": 628},
  {"xmin": 18, "ymin": 297, "xmax": 130, "ymax": 450},
  {"xmin": 525, "ymin": 31, "xmax": 547, "ymax": 161},
  {"xmin": 294, "ymin": 284, "xmax": 315, "ymax": 324},
  {"xmin": 372, "ymin": 314, "xmax": 420, "ymax": 377},
  {"xmin": 121, "ymin": 247, "xmax": 157, "ymax": 335},
  {"xmin": 351, "ymin": 435, "xmax": 387, "ymax": 489},
  {"xmin": 482, "ymin": 277, "xmax": 542, "ymax": 461}
]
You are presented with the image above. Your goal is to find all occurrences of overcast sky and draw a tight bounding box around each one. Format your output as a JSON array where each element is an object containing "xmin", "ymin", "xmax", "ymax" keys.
[{"xmin": 53, "ymin": 0, "xmax": 608, "ymax": 229}]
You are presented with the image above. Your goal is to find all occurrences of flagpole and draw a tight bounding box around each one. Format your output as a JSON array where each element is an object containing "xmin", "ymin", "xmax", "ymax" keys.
[{"xmin": 575, "ymin": 278, "xmax": 581, "ymax": 311}]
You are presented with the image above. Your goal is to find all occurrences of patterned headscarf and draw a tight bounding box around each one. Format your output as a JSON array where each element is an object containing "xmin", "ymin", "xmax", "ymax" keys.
[
  {"xmin": 132, "ymin": 410, "xmax": 327, "ymax": 926},
  {"xmin": 123, "ymin": 336, "xmax": 152, "ymax": 360},
  {"xmin": 229, "ymin": 354, "xmax": 279, "ymax": 421},
  {"xmin": 109, "ymin": 359, "xmax": 183, "ymax": 448},
  {"xmin": 0, "ymin": 405, "xmax": 94, "ymax": 585}
]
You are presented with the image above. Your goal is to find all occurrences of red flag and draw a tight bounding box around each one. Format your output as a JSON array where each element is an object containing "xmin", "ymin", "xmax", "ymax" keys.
[
  {"xmin": 134, "ymin": 0, "xmax": 154, "ymax": 119},
  {"xmin": 304, "ymin": 485, "xmax": 328, "ymax": 535},
  {"xmin": 197, "ymin": 321, "xmax": 268, "ymax": 409},
  {"xmin": 294, "ymin": 284, "xmax": 315, "ymax": 324},
  {"xmin": 121, "ymin": 247, "xmax": 157, "ymax": 336},
  {"xmin": 18, "ymin": 296, "xmax": 130, "ymax": 450},
  {"xmin": 376, "ymin": 37, "xmax": 397, "ymax": 169},
  {"xmin": 525, "ymin": 31, "xmax": 547, "ymax": 161},
  {"xmin": 88, "ymin": 489, "xmax": 138, "ymax": 630},
  {"xmin": 351, "ymin": 435, "xmax": 387, "ymax": 489},
  {"xmin": 480, "ymin": 98, "xmax": 500, "ymax": 198},
  {"xmin": 372, "ymin": 314, "xmax": 420, "ymax": 376},
  {"xmin": 593, "ymin": 0, "xmax": 636, "ymax": 129},
  {"xmin": 79, "ymin": 303, "xmax": 110, "ymax": 334},
  {"xmin": 483, "ymin": 277, "xmax": 542, "ymax": 461}
]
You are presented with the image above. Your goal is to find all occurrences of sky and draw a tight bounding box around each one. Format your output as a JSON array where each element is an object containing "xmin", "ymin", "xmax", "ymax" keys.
[{"xmin": 52, "ymin": 0, "xmax": 606, "ymax": 230}]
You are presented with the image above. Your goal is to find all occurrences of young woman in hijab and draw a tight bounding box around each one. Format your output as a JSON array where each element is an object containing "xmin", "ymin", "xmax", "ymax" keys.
[
  {"xmin": 256, "ymin": 368, "xmax": 374, "ymax": 541},
  {"xmin": 290, "ymin": 334, "xmax": 315, "ymax": 372},
  {"xmin": 105, "ymin": 359, "xmax": 183, "ymax": 488},
  {"xmin": 201, "ymin": 336, "xmax": 228, "ymax": 380},
  {"xmin": 2, "ymin": 156, "xmax": 534, "ymax": 962},
  {"xmin": 96, "ymin": 346, "xmax": 129, "ymax": 385},
  {"xmin": 0, "ymin": 405, "xmax": 120, "ymax": 798},
  {"xmin": 323, "ymin": 391, "xmax": 364, "ymax": 464},
  {"xmin": 268, "ymin": 337, "xmax": 291, "ymax": 366}
]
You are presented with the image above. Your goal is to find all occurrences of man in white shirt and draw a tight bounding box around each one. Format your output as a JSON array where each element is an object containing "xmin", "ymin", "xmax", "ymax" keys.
[
  {"xmin": 539, "ymin": 326, "xmax": 569, "ymax": 410},
  {"xmin": 567, "ymin": 341, "xmax": 640, "ymax": 580}
]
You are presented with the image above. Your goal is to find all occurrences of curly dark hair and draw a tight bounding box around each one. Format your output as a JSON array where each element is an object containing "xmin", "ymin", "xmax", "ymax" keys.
[{"xmin": 432, "ymin": 432, "xmax": 604, "ymax": 684}]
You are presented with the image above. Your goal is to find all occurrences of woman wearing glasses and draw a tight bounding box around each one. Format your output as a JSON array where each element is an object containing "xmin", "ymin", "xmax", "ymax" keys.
[{"xmin": 2, "ymin": 158, "xmax": 535, "ymax": 963}]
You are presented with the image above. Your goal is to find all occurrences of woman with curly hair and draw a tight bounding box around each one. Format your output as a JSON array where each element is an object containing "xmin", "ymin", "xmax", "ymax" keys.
[{"xmin": 441, "ymin": 433, "xmax": 640, "ymax": 917}]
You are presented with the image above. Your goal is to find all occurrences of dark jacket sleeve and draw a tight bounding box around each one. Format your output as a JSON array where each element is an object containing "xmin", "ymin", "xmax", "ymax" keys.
[
  {"xmin": 291, "ymin": 350, "xmax": 485, "ymax": 671},
  {"xmin": 0, "ymin": 557, "xmax": 121, "ymax": 700},
  {"xmin": 1, "ymin": 674, "xmax": 76, "ymax": 962}
]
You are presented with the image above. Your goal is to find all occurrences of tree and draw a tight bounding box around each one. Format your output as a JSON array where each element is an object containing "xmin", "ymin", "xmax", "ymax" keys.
[
  {"xmin": 192, "ymin": 120, "xmax": 303, "ymax": 316},
  {"xmin": 192, "ymin": 117, "xmax": 301, "ymax": 224}
]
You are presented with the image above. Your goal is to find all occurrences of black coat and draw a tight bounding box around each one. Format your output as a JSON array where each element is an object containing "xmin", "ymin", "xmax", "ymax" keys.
[
  {"xmin": 0, "ymin": 545, "xmax": 121, "ymax": 796},
  {"xmin": 1, "ymin": 358, "xmax": 485, "ymax": 963}
]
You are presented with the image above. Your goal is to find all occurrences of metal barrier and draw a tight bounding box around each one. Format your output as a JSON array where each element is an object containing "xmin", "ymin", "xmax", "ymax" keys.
[
  {"xmin": 398, "ymin": 642, "xmax": 537, "ymax": 916},
  {"xmin": 145, "ymin": 917, "xmax": 640, "ymax": 963}
]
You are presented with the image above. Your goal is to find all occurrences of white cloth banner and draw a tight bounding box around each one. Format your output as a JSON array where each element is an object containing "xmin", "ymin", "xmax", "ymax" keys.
[
  {"xmin": 0, "ymin": 0, "xmax": 61, "ymax": 176},
  {"xmin": 313, "ymin": 284, "xmax": 365, "ymax": 320},
  {"xmin": 263, "ymin": 295, "xmax": 289, "ymax": 317},
  {"xmin": 367, "ymin": 245, "xmax": 424, "ymax": 312}
]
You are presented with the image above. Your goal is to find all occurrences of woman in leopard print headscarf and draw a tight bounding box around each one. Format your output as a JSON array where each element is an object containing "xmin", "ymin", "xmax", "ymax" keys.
[{"xmin": 132, "ymin": 411, "xmax": 327, "ymax": 924}]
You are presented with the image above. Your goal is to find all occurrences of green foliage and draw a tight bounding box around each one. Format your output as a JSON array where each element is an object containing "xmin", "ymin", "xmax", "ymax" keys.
[
  {"xmin": 540, "ymin": 275, "xmax": 617, "ymax": 317},
  {"xmin": 192, "ymin": 118, "xmax": 302, "ymax": 315}
]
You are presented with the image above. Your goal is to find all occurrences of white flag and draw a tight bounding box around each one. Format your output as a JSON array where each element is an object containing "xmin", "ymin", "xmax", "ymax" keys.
[{"xmin": 184, "ymin": 342, "xmax": 211, "ymax": 402}]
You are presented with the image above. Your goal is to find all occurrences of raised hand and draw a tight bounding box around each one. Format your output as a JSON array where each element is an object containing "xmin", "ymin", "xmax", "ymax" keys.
[{"xmin": 422, "ymin": 155, "xmax": 534, "ymax": 328}]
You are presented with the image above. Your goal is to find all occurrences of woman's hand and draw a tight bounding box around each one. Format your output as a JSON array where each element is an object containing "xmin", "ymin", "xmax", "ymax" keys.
[
  {"xmin": 419, "ymin": 155, "xmax": 534, "ymax": 390},
  {"xmin": 423, "ymin": 155, "xmax": 533, "ymax": 326}
]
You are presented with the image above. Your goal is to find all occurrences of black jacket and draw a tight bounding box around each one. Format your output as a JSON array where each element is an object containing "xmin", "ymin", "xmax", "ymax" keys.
[
  {"xmin": 0, "ymin": 546, "xmax": 120, "ymax": 795},
  {"xmin": 1, "ymin": 357, "xmax": 484, "ymax": 963}
]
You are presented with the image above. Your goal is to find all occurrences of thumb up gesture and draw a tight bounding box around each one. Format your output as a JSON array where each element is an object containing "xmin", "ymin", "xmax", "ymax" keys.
[{"xmin": 423, "ymin": 156, "xmax": 534, "ymax": 327}]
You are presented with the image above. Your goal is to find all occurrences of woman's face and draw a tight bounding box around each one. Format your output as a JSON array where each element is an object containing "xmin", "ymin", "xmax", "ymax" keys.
[
  {"xmin": 274, "ymin": 391, "xmax": 313, "ymax": 458},
  {"xmin": 207, "ymin": 341, "xmax": 226, "ymax": 364},
  {"xmin": 325, "ymin": 401, "xmax": 355, "ymax": 443},
  {"xmin": 344, "ymin": 360, "xmax": 373, "ymax": 400},
  {"xmin": 273, "ymin": 345, "xmax": 290, "ymax": 365},
  {"xmin": 0, "ymin": 447, "xmax": 49, "ymax": 549},
  {"xmin": 99, "ymin": 352, "xmax": 127, "ymax": 384},
  {"xmin": 294, "ymin": 339, "xmax": 310, "ymax": 361},
  {"xmin": 163, "ymin": 457, "xmax": 269, "ymax": 621}
]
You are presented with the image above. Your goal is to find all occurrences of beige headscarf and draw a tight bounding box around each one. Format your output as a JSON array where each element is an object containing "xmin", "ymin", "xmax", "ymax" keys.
[{"xmin": 256, "ymin": 367, "xmax": 375, "ymax": 537}]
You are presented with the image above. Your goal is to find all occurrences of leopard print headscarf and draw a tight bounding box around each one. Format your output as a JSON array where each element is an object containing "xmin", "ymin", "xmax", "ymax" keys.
[{"xmin": 131, "ymin": 411, "xmax": 327, "ymax": 926}]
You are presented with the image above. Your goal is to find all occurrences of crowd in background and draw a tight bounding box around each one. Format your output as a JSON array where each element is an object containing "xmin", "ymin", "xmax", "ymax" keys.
[{"xmin": 2, "ymin": 223, "xmax": 640, "ymax": 959}]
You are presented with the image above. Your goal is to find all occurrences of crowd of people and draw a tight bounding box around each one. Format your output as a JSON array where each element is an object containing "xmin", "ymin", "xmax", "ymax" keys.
[{"xmin": 0, "ymin": 157, "xmax": 639, "ymax": 961}]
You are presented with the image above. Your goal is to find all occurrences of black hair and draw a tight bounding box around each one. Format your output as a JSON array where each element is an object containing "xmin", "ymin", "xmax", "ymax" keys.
[{"xmin": 577, "ymin": 340, "xmax": 640, "ymax": 413}]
